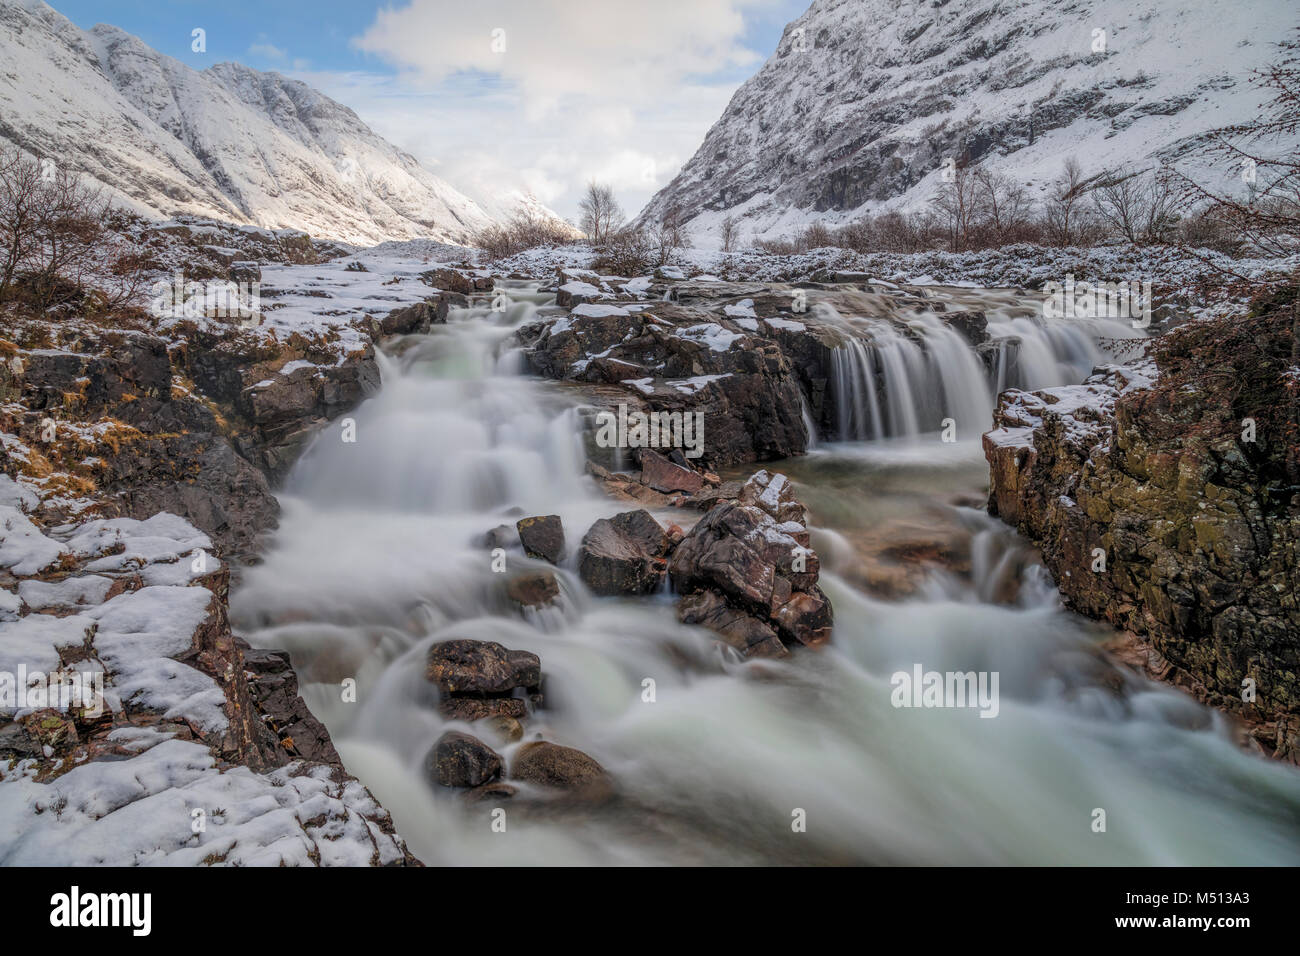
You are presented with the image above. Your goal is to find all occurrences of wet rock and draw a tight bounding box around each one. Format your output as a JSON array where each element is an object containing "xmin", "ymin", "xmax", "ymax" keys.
[
  {"xmin": 578, "ymin": 509, "xmax": 672, "ymax": 595},
  {"xmin": 426, "ymin": 731, "xmax": 503, "ymax": 788},
  {"xmin": 426, "ymin": 639, "xmax": 541, "ymax": 696},
  {"xmin": 941, "ymin": 309, "xmax": 989, "ymax": 346},
  {"xmin": 517, "ymin": 302, "xmax": 810, "ymax": 468},
  {"xmin": 483, "ymin": 714, "xmax": 524, "ymax": 743},
  {"xmin": 421, "ymin": 267, "xmax": 473, "ymax": 295},
  {"xmin": 480, "ymin": 524, "xmax": 520, "ymax": 550},
  {"xmin": 462, "ymin": 780, "xmax": 519, "ymax": 804},
  {"xmin": 670, "ymin": 470, "xmax": 832, "ymax": 655},
  {"xmin": 678, "ymin": 590, "xmax": 788, "ymax": 659},
  {"xmin": 516, "ymin": 515, "xmax": 565, "ymax": 564},
  {"xmin": 440, "ymin": 697, "xmax": 527, "ymax": 722},
  {"xmin": 242, "ymin": 645, "xmax": 342, "ymax": 765},
  {"xmin": 638, "ymin": 448, "xmax": 706, "ymax": 494},
  {"xmin": 510, "ymin": 741, "xmax": 612, "ymax": 797},
  {"xmin": 505, "ymin": 570, "xmax": 560, "ymax": 609},
  {"xmin": 687, "ymin": 480, "xmax": 744, "ymax": 511},
  {"xmin": 373, "ymin": 299, "xmax": 443, "ymax": 337}
]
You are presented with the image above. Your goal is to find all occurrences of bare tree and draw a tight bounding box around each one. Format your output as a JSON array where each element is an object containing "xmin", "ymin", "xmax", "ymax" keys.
[
  {"xmin": 649, "ymin": 205, "xmax": 687, "ymax": 265},
  {"xmin": 0, "ymin": 146, "xmax": 43, "ymax": 302},
  {"xmin": 1091, "ymin": 168, "xmax": 1178, "ymax": 244},
  {"xmin": 1043, "ymin": 158, "xmax": 1091, "ymax": 246},
  {"xmin": 578, "ymin": 181, "xmax": 624, "ymax": 245},
  {"xmin": 0, "ymin": 147, "xmax": 111, "ymax": 309},
  {"xmin": 974, "ymin": 167, "xmax": 1034, "ymax": 244},
  {"xmin": 29, "ymin": 164, "xmax": 107, "ymax": 306},
  {"xmin": 719, "ymin": 212, "xmax": 739, "ymax": 253},
  {"xmin": 932, "ymin": 160, "xmax": 984, "ymax": 251}
]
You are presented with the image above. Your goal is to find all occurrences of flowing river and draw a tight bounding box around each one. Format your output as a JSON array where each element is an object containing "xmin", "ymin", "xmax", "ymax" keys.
[{"xmin": 231, "ymin": 284, "xmax": 1300, "ymax": 865}]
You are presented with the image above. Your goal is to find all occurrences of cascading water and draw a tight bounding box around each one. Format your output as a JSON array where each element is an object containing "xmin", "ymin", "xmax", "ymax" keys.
[
  {"xmin": 823, "ymin": 301, "xmax": 1144, "ymax": 442},
  {"xmin": 231, "ymin": 284, "xmax": 1300, "ymax": 865}
]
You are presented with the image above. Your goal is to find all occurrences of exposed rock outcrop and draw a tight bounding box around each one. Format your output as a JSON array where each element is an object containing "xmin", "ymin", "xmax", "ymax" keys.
[
  {"xmin": 984, "ymin": 300, "xmax": 1300, "ymax": 759},
  {"xmin": 0, "ymin": 508, "xmax": 417, "ymax": 865},
  {"xmin": 670, "ymin": 470, "xmax": 833, "ymax": 657}
]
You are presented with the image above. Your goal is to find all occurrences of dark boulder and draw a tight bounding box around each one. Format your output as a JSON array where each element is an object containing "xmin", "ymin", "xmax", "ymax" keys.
[
  {"xmin": 426, "ymin": 731, "xmax": 503, "ymax": 788},
  {"xmin": 516, "ymin": 515, "xmax": 565, "ymax": 564},
  {"xmin": 510, "ymin": 741, "xmax": 612, "ymax": 798},
  {"xmin": 426, "ymin": 639, "xmax": 541, "ymax": 695},
  {"xmin": 578, "ymin": 509, "xmax": 672, "ymax": 595}
]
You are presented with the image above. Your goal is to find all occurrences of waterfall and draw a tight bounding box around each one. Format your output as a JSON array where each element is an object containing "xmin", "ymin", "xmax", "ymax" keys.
[
  {"xmin": 826, "ymin": 314, "xmax": 991, "ymax": 441},
  {"xmin": 229, "ymin": 285, "xmax": 1300, "ymax": 867},
  {"xmin": 825, "ymin": 306, "xmax": 1138, "ymax": 442}
]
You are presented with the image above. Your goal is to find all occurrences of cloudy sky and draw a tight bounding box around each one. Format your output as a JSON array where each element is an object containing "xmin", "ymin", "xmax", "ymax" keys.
[{"xmin": 54, "ymin": 0, "xmax": 808, "ymax": 221}]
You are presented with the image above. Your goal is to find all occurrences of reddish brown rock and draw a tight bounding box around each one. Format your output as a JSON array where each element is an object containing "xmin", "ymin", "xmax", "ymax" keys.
[{"xmin": 639, "ymin": 449, "xmax": 706, "ymax": 494}]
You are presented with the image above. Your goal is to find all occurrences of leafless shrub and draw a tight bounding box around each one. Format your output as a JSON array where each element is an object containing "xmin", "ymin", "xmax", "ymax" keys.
[
  {"xmin": 719, "ymin": 213, "xmax": 740, "ymax": 253},
  {"xmin": 973, "ymin": 167, "xmax": 1035, "ymax": 245},
  {"xmin": 475, "ymin": 209, "xmax": 576, "ymax": 260},
  {"xmin": 0, "ymin": 145, "xmax": 121, "ymax": 312},
  {"xmin": 932, "ymin": 160, "xmax": 984, "ymax": 251},
  {"xmin": 1043, "ymin": 157, "xmax": 1096, "ymax": 246},
  {"xmin": 649, "ymin": 206, "xmax": 687, "ymax": 265},
  {"xmin": 1091, "ymin": 168, "xmax": 1179, "ymax": 244},
  {"xmin": 1177, "ymin": 204, "xmax": 1244, "ymax": 254},
  {"xmin": 589, "ymin": 227, "xmax": 653, "ymax": 276}
]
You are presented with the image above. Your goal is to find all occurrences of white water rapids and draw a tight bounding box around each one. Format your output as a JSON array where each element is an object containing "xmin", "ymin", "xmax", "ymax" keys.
[{"xmin": 231, "ymin": 284, "xmax": 1300, "ymax": 865}]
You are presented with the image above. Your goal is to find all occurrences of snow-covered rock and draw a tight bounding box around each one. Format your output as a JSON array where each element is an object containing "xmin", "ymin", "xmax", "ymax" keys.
[{"xmin": 0, "ymin": 510, "xmax": 416, "ymax": 865}]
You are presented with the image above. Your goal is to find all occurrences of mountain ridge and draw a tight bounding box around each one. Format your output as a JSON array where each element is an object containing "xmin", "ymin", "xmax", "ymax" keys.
[
  {"xmin": 639, "ymin": 0, "xmax": 1300, "ymax": 244},
  {"xmin": 0, "ymin": 0, "xmax": 560, "ymax": 245}
]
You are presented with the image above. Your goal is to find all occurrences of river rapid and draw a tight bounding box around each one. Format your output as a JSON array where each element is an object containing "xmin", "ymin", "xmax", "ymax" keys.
[{"xmin": 231, "ymin": 284, "xmax": 1300, "ymax": 865}]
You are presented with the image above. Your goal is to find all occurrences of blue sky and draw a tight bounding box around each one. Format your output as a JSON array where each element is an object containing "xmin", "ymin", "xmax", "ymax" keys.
[{"xmin": 51, "ymin": 0, "xmax": 809, "ymax": 219}]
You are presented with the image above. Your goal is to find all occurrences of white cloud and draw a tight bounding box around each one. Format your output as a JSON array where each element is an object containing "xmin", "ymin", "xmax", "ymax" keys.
[
  {"xmin": 321, "ymin": 0, "xmax": 786, "ymax": 221},
  {"xmin": 248, "ymin": 36, "xmax": 286, "ymax": 61}
]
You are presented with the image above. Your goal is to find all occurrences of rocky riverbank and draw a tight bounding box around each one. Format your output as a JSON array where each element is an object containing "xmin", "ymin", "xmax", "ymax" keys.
[
  {"xmin": 984, "ymin": 290, "xmax": 1300, "ymax": 761},
  {"xmin": 0, "ymin": 244, "xmax": 847, "ymax": 861},
  {"xmin": 0, "ymin": 240, "xmax": 487, "ymax": 864}
]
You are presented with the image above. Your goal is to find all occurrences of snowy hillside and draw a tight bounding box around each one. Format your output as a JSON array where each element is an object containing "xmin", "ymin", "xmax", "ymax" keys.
[
  {"xmin": 0, "ymin": 0, "xmax": 547, "ymax": 245},
  {"xmin": 640, "ymin": 0, "xmax": 1300, "ymax": 243}
]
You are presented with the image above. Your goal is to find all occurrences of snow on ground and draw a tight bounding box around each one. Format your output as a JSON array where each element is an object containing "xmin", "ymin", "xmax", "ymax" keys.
[
  {"xmin": 0, "ymin": 503, "xmax": 412, "ymax": 866},
  {"xmin": 985, "ymin": 360, "xmax": 1160, "ymax": 458},
  {"xmin": 489, "ymin": 240, "xmax": 1299, "ymax": 298}
]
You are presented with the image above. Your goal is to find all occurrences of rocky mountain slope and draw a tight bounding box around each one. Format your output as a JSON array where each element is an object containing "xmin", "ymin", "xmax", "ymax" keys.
[
  {"xmin": 640, "ymin": 0, "xmax": 1298, "ymax": 242},
  {"xmin": 0, "ymin": 0, "xmax": 526, "ymax": 245}
]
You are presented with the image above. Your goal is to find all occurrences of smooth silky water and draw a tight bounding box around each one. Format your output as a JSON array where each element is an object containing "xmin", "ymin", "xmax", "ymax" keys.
[{"xmin": 231, "ymin": 283, "xmax": 1300, "ymax": 865}]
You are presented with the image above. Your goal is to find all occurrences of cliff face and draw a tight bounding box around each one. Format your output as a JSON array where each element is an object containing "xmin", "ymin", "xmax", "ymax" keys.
[{"xmin": 985, "ymin": 295, "xmax": 1300, "ymax": 759}]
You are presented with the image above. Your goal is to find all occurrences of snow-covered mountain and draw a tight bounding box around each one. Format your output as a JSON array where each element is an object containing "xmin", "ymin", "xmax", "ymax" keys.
[
  {"xmin": 0, "ymin": 0, "xmax": 546, "ymax": 245},
  {"xmin": 640, "ymin": 0, "xmax": 1299, "ymax": 243}
]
